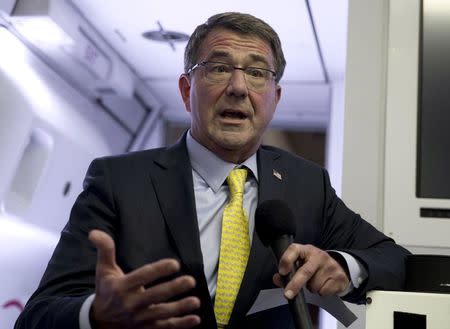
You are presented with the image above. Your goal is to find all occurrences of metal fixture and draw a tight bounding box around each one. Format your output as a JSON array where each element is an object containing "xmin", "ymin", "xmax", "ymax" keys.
[{"xmin": 142, "ymin": 21, "xmax": 189, "ymax": 51}]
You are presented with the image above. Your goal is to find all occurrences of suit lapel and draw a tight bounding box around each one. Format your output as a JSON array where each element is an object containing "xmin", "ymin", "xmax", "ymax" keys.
[
  {"xmin": 256, "ymin": 146, "xmax": 287, "ymax": 205},
  {"xmin": 148, "ymin": 141, "xmax": 288, "ymax": 327},
  {"xmin": 229, "ymin": 146, "xmax": 287, "ymax": 326},
  {"xmin": 148, "ymin": 135, "xmax": 216, "ymax": 328}
]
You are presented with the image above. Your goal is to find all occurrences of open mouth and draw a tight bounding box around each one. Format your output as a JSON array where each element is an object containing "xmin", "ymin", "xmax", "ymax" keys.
[{"xmin": 220, "ymin": 110, "xmax": 248, "ymax": 119}]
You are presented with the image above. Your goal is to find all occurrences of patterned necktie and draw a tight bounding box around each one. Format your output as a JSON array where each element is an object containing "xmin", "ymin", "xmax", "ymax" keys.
[{"xmin": 214, "ymin": 168, "xmax": 250, "ymax": 327}]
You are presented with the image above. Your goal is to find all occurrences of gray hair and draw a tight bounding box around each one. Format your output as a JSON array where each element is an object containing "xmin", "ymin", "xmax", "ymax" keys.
[{"xmin": 184, "ymin": 12, "xmax": 286, "ymax": 83}]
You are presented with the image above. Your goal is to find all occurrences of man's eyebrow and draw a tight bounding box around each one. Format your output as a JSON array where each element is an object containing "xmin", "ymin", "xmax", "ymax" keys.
[
  {"xmin": 205, "ymin": 51, "xmax": 272, "ymax": 68},
  {"xmin": 248, "ymin": 54, "xmax": 271, "ymax": 67},
  {"xmin": 206, "ymin": 50, "xmax": 231, "ymax": 61}
]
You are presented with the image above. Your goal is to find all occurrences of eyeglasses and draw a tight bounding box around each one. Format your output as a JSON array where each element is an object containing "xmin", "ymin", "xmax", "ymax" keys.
[{"xmin": 187, "ymin": 61, "xmax": 277, "ymax": 92}]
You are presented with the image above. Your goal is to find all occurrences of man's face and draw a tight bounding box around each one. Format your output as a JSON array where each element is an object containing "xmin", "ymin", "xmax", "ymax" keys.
[{"xmin": 179, "ymin": 28, "xmax": 281, "ymax": 163}]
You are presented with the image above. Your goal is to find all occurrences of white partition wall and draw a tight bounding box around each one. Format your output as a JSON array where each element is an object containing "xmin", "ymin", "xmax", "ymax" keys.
[
  {"xmin": 0, "ymin": 27, "xmax": 112, "ymax": 233},
  {"xmin": 340, "ymin": 0, "xmax": 450, "ymax": 328},
  {"xmin": 365, "ymin": 291, "xmax": 450, "ymax": 329},
  {"xmin": 343, "ymin": 0, "xmax": 450, "ymax": 253},
  {"xmin": 384, "ymin": 0, "xmax": 450, "ymax": 249},
  {"xmin": 337, "ymin": 1, "xmax": 391, "ymax": 328},
  {"xmin": 0, "ymin": 26, "xmax": 111, "ymax": 328},
  {"xmin": 0, "ymin": 214, "xmax": 60, "ymax": 328}
]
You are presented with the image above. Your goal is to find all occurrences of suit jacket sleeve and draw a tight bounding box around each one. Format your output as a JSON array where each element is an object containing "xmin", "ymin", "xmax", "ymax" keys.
[
  {"xmin": 15, "ymin": 157, "xmax": 118, "ymax": 329},
  {"xmin": 317, "ymin": 168, "xmax": 411, "ymax": 303}
]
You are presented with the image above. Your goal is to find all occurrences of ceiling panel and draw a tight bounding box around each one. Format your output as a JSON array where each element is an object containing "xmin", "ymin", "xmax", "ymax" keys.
[
  {"xmin": 69, "ymin": 0, "xmax": 326, "ymax": 82},
  {"xmin": 6, "ymin": 0, "xmax": 348, "ymax": 130}
]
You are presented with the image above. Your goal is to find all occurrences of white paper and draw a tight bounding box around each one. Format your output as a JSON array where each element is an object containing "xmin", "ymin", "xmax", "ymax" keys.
[{"xmin": 247, "ymin": 288, "xmax": 357, "ymax": 327}]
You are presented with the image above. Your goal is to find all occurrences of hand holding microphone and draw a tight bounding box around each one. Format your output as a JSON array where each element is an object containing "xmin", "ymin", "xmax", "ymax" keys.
[{"xmin": 255, "ymin": 200, "xmax": 349, "ymax": 329}]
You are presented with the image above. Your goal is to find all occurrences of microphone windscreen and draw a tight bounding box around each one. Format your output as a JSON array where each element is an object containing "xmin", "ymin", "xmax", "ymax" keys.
[{"xmin": 255, "ymin": 199, "xmax": 296, "ymax": 247}]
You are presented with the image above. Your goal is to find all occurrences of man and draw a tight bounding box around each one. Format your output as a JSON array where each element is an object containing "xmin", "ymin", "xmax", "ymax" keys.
[{"xmin": 15, "ymin": 12, "xmax": 410, "ymax": 329}]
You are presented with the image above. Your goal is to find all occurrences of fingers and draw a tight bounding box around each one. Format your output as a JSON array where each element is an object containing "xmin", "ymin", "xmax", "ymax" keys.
[
  {"xmin": 318, "ymin": 277, "xmax": 349, "ymax": 296},
  {"xmin": 272, "ymin": 273, "xmax": 283, "ymax": 288},
  {"xmin": 307, "ymin": 258, "xmax": 349, "ymax": 295},
  {"xmin": 278, "ymin": 244, "xmax": 318, "ymax": 298},
  {"xmin": 124, "ymin": 259, "xmax": 181, "ymax": 290},
  {"xmin": 277, "ymin": 244, "xmax": 349, "ymax": 299},
  {"xmin": 131, "ymin": 275, "xmax": 197, "ymax": 310},
  {"xmin": 136, "ymin": 296, "xmax": 201, "ymax": 324},
  {"xmin": 152, "ymin": 314, "xmax": 201, "ymax": 329},
  {"xmin": 278, "ymin": 243, "xmax": 305, "ymax": 276},
  {"xmin": 112, "ymin": 277, "xmax": 200, "ymax": 328},
  {"xmin": 89, "ymin": 230, "xmax": 117, "ymax": 268},
  {"xmin": 89, "ymin": 230, "xmax": 183, "ymax": 289}
]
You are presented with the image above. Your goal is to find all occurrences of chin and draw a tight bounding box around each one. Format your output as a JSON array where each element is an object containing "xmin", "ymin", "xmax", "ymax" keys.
[
  {"xmin": 215, "ymin": 133, "xmax": 247, "ymax": 147},
  {"xmin": 217, "ymin": 135, "xmax": 259, "ymax": 152}
]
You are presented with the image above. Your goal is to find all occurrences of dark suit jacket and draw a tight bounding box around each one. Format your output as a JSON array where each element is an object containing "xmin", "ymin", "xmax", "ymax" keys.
[{"xmin": 15, "ymin": 135, "xmax": 410, "ymax": 329}]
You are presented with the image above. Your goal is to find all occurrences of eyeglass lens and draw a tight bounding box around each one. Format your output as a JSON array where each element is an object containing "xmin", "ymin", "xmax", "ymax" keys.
[{"xmin": 202, "ymin": 62, "xmax": 273, "ymax": 91}]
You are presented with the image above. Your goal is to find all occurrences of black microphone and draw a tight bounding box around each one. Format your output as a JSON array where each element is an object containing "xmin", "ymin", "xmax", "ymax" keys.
[{"xmin": 255, "ymin": 199, "xmax": 313, "ymax": 329}]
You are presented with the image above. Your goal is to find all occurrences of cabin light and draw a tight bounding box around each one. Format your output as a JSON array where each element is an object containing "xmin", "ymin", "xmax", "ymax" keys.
[{"xmin": 10, "ymin": 16, "xmax": 74, "ymax": 46}]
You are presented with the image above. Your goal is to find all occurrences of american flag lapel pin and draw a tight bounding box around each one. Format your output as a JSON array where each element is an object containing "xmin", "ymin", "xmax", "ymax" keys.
[{"xmin": 273, "ymin": 169, "xmax": 282, "ymax": 181}]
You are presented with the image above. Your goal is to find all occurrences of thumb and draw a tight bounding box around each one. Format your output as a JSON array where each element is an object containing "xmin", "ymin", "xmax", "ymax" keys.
[{"xmin": 89, "ymin": 229, "xmax": 121, "ymax": 276}]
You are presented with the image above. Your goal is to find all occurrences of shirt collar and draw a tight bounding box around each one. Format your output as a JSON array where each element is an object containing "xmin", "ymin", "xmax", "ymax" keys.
[{"xmin": 186, "ymin": 130, "xmax": 258, "ymax": 193}]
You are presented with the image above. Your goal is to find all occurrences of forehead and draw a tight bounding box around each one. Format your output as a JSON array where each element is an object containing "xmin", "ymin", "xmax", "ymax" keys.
[{"xmin": 197, "ymin": 28, "xmax": 274, "ymax": 66}]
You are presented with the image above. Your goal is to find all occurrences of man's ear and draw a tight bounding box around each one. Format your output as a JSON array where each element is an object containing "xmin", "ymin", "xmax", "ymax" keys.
[
  {"xmin": 275, "ymin": 84, "xmax": 282, "ymax": 105},
  {"xmin": 179, "ymin": 74, "xmax": 191, "ymax": 113},
  {"xmin": 271, "ymin": 84, "xmax": 282, "ymax": 114}
]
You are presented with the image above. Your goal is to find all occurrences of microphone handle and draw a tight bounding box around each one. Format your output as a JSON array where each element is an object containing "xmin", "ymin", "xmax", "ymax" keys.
[{"xmin": 271, "ymin": 236, "xmax": 314, "ymax": 329}]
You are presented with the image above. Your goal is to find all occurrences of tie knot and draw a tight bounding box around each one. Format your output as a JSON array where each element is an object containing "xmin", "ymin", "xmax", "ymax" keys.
[{"xmin": 226, "ymin": 168, "xmax": 248, "ymax": 197}]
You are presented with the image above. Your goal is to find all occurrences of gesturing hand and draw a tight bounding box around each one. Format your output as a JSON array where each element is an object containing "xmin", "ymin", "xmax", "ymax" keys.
[
  {"xmin": 273, "ymin": 243, "xmax": 349, "ymax": 299},
  {"xmin": 88, "ymin": 230, "xmax": 201, "ymax": 329}
]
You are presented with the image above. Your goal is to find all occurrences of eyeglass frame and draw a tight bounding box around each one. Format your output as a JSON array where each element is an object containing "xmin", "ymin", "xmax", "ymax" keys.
[{"xmin": 187, "ymin": 61, "xmax": 277, "ymax": 92}]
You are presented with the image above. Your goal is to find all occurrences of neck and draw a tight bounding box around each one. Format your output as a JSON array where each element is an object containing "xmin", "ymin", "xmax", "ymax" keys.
[
  {"xmin": 189, "ymin": 131, "xmax": 259, "ymax": 164},
  {"xmin": 213, "ymin": 147, "xmax": 256, "ymax": 164}
]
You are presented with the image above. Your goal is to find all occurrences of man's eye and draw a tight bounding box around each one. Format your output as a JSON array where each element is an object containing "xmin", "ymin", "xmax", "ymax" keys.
[
  {"xmin": 210, "ymin": 64, "xmax": 230, "ymax": 73},
  {"xmin": 247, "ymin": 68, "xmax": 265, "ymax": 78}
]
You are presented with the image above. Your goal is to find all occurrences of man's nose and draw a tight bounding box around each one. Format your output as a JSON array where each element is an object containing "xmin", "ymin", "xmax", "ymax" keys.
[{"xmin": 225, "ymin": 69, "xmax": 249, "ymax": 98}]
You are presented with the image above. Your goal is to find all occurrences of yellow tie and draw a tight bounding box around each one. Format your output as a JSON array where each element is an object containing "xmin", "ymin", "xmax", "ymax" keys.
[{"xmin": 214, "ymin": 168, "xmax": 250, "ymax": 327}]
